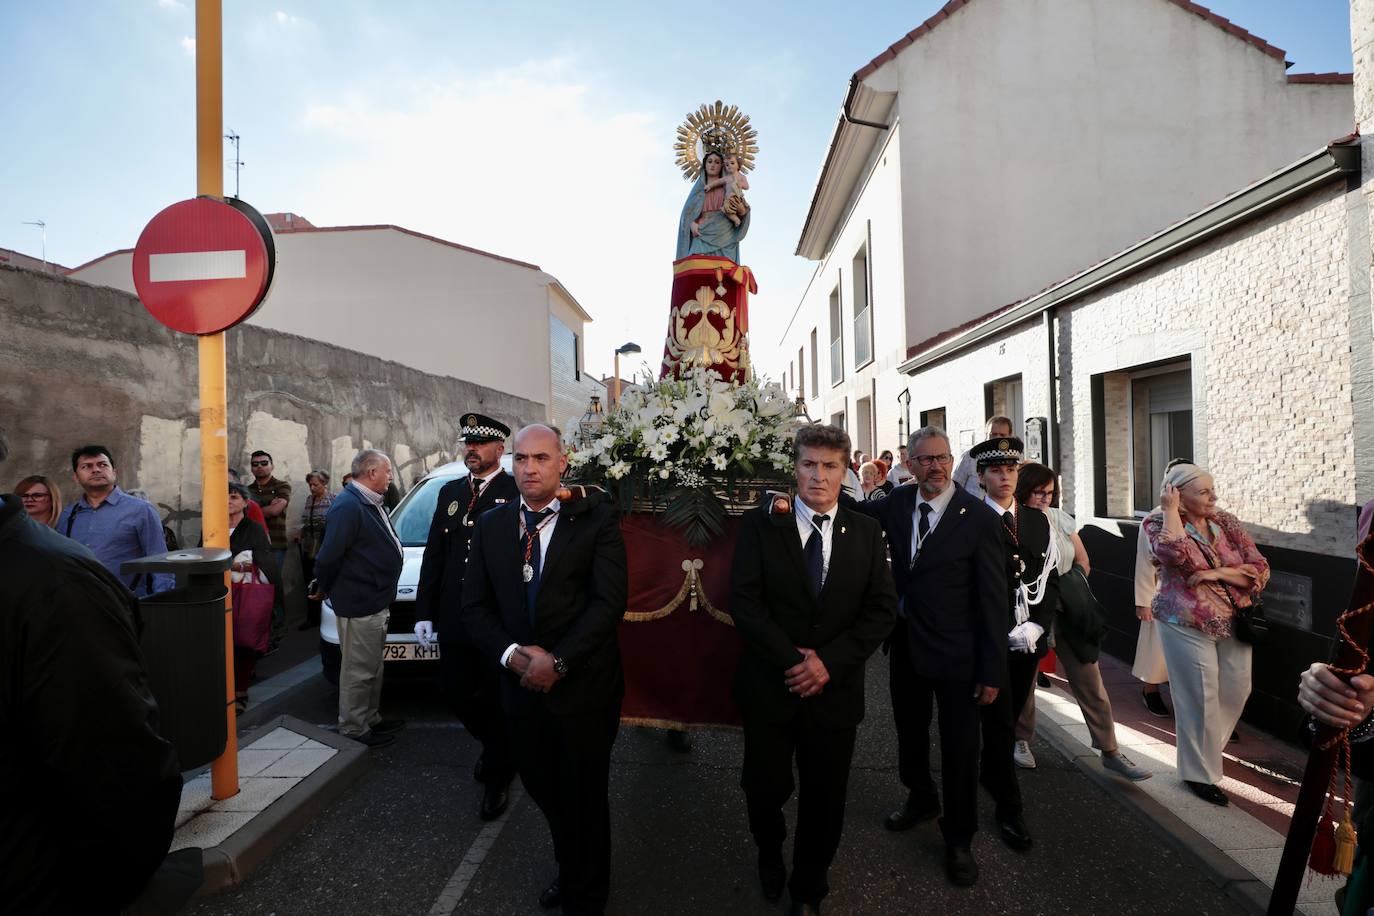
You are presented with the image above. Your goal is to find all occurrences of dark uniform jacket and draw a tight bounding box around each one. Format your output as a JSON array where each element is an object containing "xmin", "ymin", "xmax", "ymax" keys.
[
  {"xmin": 416, "ymin": 470, "xmax": 519, "ymax": 641},
  {"xmin": 313, "ymin": 484, "xmax": 404, "ymax": 617},
  {"xmin": 0, "ymin": 494, "xmax": 182, "ymax": 913},
  {"xmin": 730, "ymin": 504, "xmax": 897, "ymax": 728},
  {"xmin": 460, "ymin": 493, "xmax": 628, "ymax": 717},
  {"xmin": 991, "ymin": 502, "xmax": 1060, "ymax": 658}
]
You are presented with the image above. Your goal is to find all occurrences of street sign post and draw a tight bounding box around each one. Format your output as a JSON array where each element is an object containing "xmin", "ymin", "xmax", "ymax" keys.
[{"xmin": 132, "ymin": 196, "xmax": 274, "ymax": 335}]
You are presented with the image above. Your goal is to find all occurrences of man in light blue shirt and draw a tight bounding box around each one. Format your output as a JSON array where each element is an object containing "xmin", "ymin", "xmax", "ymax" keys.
[{"xmin": 57, "ymin": 445, "xmax": 173, "ymax": 595}]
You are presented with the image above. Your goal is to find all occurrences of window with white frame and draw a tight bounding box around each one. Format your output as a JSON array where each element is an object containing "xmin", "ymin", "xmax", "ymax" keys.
[
  {"xmin": 852, "ymin": 246, "xmax": 872, "ymax": 369},
  {"xmin": 809, "ymin": 329, "xmax": 819, "ymax": 399},
  {"xmin": 1090, "ymin": 360, "xmax": 1194, "ymax": 517},
  {"xmin": 829, "ymin": 286, "xmax": 843, "ymax": 385}
]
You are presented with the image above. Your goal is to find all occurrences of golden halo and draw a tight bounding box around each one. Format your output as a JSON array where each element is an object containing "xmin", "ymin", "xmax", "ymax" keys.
[{"xmin": 674, "ymin": 100, "xmax": 758, "ymax": 181}]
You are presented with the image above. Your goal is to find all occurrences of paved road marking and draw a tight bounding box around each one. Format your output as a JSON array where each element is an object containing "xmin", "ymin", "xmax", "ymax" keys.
[{"xmin": 427, "ymin": 785, "xmax": 525, "ymax": 915}]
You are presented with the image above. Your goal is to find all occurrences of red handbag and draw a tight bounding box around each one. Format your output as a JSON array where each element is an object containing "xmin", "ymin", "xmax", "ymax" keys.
[{"xmin": 231, "ymin": 567, "xmax": 276, "ymax": 653}]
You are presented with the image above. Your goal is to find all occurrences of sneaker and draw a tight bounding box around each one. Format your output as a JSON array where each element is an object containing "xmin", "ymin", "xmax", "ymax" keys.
[
  {"xmin": 1142, "ymin": 689, "xmax": 1170, "ymax": 718},
  {"xmin": 1102, "ymin": 751, "xmax": 1152, "ymax": 781},
  {"xmin": 1013, "ymin": 740, "xmax": 1036, "ymax": 769}
]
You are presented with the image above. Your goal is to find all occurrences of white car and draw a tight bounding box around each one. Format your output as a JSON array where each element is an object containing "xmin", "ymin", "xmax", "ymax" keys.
[{"xmin": 318, "ymin": 455, "xmax": 514, "ymax": 684}]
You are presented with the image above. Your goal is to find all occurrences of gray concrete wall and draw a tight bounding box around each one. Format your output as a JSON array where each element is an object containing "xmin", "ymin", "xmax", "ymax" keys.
[{"xmin": 0, "ymin": 263, "xmax": 542, "ymax": 547}]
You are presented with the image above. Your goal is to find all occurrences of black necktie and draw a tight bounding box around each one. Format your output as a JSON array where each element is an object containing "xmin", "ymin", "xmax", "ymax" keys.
[
  {"xmin": 523, "ymin": 507, "xmax": 553, "ymax": 621},
  {"xmin": 471, "ymin": 476, "xmax": 483, "ymax": 497},
  {"xmin": 805, "ymin": 514, "xmax": 829, "ymax": 596},
  {"xmin": 918, "ymin": 502, "xmax": 932, "ymax": 543},
  {"xmin": 1003, "ymin": 510, "xmax": 1017, "ymax": 542}
]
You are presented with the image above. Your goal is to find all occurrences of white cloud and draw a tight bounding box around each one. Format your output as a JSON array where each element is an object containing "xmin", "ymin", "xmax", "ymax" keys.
[
  {"xmin": 157, "ymin": 0, "xmax": 187, "ymax": 11},
  {"xmin": 294, "ymin": 58, "xmax": 689, "ymax": 379},
  {"xmin": 274, "ymin": 10, "xmax": 305, "ymax": 27},
  {"xmin": 180, "ymin": 36, "xmax": 195, "ymax": 57}
]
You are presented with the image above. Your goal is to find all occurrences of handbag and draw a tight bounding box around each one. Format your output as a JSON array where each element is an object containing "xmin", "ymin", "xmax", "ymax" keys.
[
  {"xmin": 1056, "ymin": 564, "xmax": 1108, "ymax": 663},
  {"xmin": 1198, "ymin": 533, "xmax": 1269, "ymax": 645},
  {"xmin": 230, "ymin": 565, "xmax": 276, "ymax": 653}
]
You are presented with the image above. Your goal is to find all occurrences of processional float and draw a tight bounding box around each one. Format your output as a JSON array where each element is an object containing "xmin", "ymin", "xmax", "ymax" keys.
[{"xmin": 570, "ymin": 101, "xmax": 797, "ymax": 728}]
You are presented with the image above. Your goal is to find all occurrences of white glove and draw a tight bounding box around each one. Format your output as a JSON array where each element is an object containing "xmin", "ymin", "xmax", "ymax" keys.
[
  {"xmin": 415, "ymin": 620, "xmax": 434, "ymax": 647},
  {"xmin": 1008, "ymin": 621, "xmax": 1045, "ymax": 654}
]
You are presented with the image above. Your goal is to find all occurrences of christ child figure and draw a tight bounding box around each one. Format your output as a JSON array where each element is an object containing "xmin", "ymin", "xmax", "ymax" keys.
[{"xmin": 721, "ymin": 153, "xmax": 750, "ymax": 227}]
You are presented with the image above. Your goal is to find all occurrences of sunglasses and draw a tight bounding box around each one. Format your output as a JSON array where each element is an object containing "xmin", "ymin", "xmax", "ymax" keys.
[{"xmin": 250, "ymin": 460, "xmax": 271, "ymax": 467}]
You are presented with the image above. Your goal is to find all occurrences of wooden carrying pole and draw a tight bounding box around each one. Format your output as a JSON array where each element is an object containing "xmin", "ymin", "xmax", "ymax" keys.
[
  {"xmin": 1268, "ymin": 535, "xmax": 1374, "ymax": 914},
  {"xmin": 197, "ymin": 0, "xmax": 239, "ymax": 800}
]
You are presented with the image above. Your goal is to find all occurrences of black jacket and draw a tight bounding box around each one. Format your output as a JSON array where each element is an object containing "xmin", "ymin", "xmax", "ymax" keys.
[
  {"xmin": 460, "ymin": 492, "xmax": 628, "ymax": 716},
  {"xmin": 0, "ymin": 494, "xmax": 182, "ymax": 913},
  {"xmin": 849, "ymin": 484, "xmax": 1009, "ymax": 687},
  {"xmin": 313, "ymin": 484, "xmax": 405, "ymax": 617},
  {"xmin": 416, "ymin": 470, "xmax": 519, "ymax": 639},
  {"xmin": 992, "ymin": 503, "xmax": 1060, "ymax": 659},
  {"xmin": 730, "ymin": 504, "xmax": 897, "ymax": 728}
]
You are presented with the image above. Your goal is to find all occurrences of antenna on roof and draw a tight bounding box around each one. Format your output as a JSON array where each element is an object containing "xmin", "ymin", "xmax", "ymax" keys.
[
  {"xmin": 224, "ymin": 130, "xmax": 243, "ymax": 198},
  {"xmin": 21, "ymin": 220, "xmax": 47, "ymax": 271}
]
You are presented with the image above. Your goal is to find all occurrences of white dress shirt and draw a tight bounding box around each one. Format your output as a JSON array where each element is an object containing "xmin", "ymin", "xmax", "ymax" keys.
[
  {"xmin": 795, "ymin": 497, "xmax": 837, "ymax": 587},
  {"xmin": 500, "ymin": 497, "xmax": 562, "ymax": 669},
  {"xmin": 911, "ymin": 483, "xmax": 957, "ymax": 563}
]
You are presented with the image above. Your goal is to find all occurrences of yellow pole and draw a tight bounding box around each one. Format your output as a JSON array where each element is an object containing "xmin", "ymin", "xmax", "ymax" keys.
[
  {"xmin": 197, "ymin": 0, "xmax": 238, "ymax": 800},
  {"xmin": 613, "ymin": 351, "xmax": 621, "ymax": 408}
]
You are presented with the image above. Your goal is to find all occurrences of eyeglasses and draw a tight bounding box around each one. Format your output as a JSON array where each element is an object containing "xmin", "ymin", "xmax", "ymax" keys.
[
  {"xmin": 250, "ymin": 460, "xmax": 271, "ymax": 467},
  {"xmin": 912, "ymin": 454, "xmax": 954, "ymax": 467},
  {"xmin": 1031, "ymin": 487, "xmax": 1055, "ymax": 499},
  {"xmin": 20, "ymin": 492, "xmax": 51, "ymax": 501}
]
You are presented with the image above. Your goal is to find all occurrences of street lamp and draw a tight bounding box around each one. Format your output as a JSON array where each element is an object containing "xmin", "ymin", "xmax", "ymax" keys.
[{"xmin": 613, "ymin": 341, "xmax": 641, "ymax": 407}]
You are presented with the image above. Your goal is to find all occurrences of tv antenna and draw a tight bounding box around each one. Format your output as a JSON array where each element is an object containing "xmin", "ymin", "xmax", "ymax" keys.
[
  {"xmin": 21, "ymin": 219, "xmax": 47, "ymax": 271},
  {"xmin": 225, "ymin": 130, "xmax": 243, "ymax": 198}
]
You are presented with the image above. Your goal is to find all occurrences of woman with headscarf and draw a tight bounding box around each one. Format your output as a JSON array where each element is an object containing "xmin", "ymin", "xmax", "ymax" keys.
[{"xmin": 1144, "ymin": 463, "xmax": 1268, "ymax": 805}]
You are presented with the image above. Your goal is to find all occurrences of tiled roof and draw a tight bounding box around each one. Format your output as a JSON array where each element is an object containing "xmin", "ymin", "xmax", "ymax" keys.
[
  {"xmin": 855, "ymin": 0, "xmax": 1296, "ymax": 83},
  {"xmin": 1286, "ymin": 72, "xmax": 1354, "ymax": 84}
]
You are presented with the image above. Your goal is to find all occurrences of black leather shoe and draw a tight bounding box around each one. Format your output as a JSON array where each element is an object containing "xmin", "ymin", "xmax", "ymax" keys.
[
  {"xmin": 1185, "ymin": 780, "xmax": 1229, "ymax": 806},
  {"xmin": 758, "ymin": 848, "xmax": 785, "ymax": 901},
  {"xmin": 479, "ymin": 783, "xmax": 510, "ymax": 821},
  {"xmin": 373, "ymin": 718, "xmax": 406, "ymax": 735},
  {"xmin": 883, "ymin": 794, "xmax": 940, "ymax": 831},
  {"xmin": 1142, "ymin": 688, "xmax": 1170, "ymax": 718},
  {"xmin": 538, "ymin": 878, "xmax": 560, "ymax": 909},
  {"xmin": 473, "ymin": 754, "xmax": 487, "ymax": 783},
  {"xmin": 789, "ymin": 902, "xmax": 820, "ymax": 915},
  {"xmin": 667, "ymin": 729, "xmax": 694, "ymax": 753},
  {"xmin": 997, "ymin": 814, "xmax": 1033, "ymax": 851},
  {"xmin": 945, "ymin": 846, "xmax": 979, "ymax": 887},
  {"xmin": 352, "ymin": 730, "xmax": 394, "ymax": 749}
]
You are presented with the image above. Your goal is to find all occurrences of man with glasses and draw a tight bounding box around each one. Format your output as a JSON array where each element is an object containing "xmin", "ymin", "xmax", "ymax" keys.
[
  {"xmin": 57, "ymin": 445, "xmax": 173, "ymax": 595},
  {"xmin": 845, "ymin": 426, "xmax": 1006, "ymax": 887},
  {"xmin": 247, "ymin": 450, "xmax": 292, "ymax": 569}
]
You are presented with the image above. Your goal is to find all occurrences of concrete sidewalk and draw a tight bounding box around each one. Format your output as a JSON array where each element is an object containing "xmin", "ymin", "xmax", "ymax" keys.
[{"xmin": 1032, "ymin": 652, "xmax": 1341, "ymax": 916}]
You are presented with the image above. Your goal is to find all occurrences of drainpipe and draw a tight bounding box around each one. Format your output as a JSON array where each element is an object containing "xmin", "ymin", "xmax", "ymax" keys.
[{"xmin": 842, "ymin": 77, "xmax": 892, "ymax": 131}]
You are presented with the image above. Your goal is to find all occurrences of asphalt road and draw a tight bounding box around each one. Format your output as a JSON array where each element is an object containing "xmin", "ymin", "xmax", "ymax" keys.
[{"xmin": 185, "ymin": 655, "xmax": 1246, "ymax": 916}]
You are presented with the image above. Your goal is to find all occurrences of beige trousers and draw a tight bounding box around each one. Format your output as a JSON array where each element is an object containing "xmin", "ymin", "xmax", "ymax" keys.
[
  {"xmin": 1055, "ymin": 636, "xmax": 1120, "ymax": 755},
  {"xmin": 1156, "ymin": 621, "xmax": 1251, "ymax": 784},
  {"xmin": 338, "ymin": 608, "xmax": 389, "ymax": 737}
]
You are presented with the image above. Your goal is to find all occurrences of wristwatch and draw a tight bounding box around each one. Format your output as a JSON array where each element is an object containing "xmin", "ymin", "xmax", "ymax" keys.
[{"xmin": 552, "ymin": 656, "xmax": 569, "ymax": 676}]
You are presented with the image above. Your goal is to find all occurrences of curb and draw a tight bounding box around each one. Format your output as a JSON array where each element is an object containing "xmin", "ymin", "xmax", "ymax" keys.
[
  {"xmin": 236, "ymin": 655, "xmax": 333, "ymax": 733},
  {"xmin": 195, "ymin": 714, "xmax": 369, "ymax": 896},
  {"xmin": 1035, "ymin": 712, "xmax": 1272, "ymax": 915}
]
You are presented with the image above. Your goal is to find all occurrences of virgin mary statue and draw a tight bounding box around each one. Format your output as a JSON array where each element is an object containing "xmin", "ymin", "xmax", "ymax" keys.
[{"xmin": 675, "ymin": 148, "xmax": 751, "ymax": 263}]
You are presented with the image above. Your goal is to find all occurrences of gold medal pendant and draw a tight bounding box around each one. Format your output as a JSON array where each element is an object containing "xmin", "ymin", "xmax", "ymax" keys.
[
  {"xmin": 462, "ymin": 513, "xmax": 475, "ymax": 528},
  {"xmin": 522, "ymin": 563, "xmax": 534, "ymax": 583}
]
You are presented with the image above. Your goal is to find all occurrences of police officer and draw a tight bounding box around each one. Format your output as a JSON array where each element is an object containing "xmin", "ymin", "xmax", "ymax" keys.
[
  {"xmin": 415, "ymin": 413, "xmax": 520, "ymax": 820},
  {"xmin": 968, "ymin": 435, "xmax": 1059, "ymax": 854}
]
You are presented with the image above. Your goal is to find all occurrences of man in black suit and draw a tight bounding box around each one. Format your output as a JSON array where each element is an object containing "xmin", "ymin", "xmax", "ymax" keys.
[
  {"xmin": 415, "ymin": 413, "xmax": 520, "ymax": 821},
  {"xmin": 968, "ymin": 436, "xmax": 1058, "ymax": 851},
  {"xmin": 732, "ymin": 424, "xmax": 896, "ymax": 916},
  {"xmin": 847, "ymin": 425, "xmax": 1006, "ymax": 886},
  {"xmin": 461, "ymin": 424, "xmax": 627, "ymax": 916}
]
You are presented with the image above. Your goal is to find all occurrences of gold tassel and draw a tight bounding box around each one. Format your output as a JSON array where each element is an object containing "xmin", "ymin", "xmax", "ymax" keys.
[{"xmin": 1335, "ymin": 810, "xmax": 1358, "ymax": 876}]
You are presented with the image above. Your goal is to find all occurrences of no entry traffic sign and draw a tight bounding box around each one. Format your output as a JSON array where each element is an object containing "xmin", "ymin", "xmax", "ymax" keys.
[{"xmin": 132, "ymin": 197, "xmax": 275, "ymax": 335}]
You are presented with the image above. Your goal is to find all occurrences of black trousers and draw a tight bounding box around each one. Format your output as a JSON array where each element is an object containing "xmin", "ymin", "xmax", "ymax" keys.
[
  {"xmin": 888, "ymin": 619, "xmax": 983, "ymax": 847},
  {"xmin": 509, "ymin": 703, "xmax": 620, "ymax": 916},
  {"xmin": 741, "ymin": 713, "xmax": 857, "ymax": 906},
  {"xmin": 300, "ymin": 551, "xmax": 320, "ymax": 626},
  {"xmin": 439, "ymin": 635, "xmax": 514, "ymax": 787},
  {"xmin": 978, "ymin": 650, "xmax": 1038, "ymax": 818}
]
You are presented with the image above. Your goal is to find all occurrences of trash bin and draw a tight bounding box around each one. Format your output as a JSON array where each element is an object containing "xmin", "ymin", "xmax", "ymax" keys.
[{"xmin": 122, "ymin": 548, "xmax": 232, "ymax": 770}]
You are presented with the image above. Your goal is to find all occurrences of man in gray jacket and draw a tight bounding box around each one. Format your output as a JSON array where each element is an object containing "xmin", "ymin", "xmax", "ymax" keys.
[{"xmin": 311, "ymin": 449, "xmax": 406, "ymax": 748}]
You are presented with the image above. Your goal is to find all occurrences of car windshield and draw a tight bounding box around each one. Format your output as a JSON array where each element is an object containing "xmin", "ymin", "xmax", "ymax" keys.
[{"xmin": 390, "ymin": 474, "xmax": 461, "ymax": 547}]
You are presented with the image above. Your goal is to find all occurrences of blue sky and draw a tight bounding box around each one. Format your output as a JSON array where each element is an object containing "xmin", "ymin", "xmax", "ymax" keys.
[{"xmin": 0, "ymin": 0, "xmax": 1355, "ymax": 378}]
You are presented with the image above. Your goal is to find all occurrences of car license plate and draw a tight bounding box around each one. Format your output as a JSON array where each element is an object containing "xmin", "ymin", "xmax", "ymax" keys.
[{"xmin": 383, "ymin": 643, "xmax": 440, "ymax": 661}]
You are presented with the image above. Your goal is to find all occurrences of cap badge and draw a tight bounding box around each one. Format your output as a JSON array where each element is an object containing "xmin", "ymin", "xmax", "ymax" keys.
[{"xmin": 999, "ymin": 439, "xmax": 1009, "ymax": 450}]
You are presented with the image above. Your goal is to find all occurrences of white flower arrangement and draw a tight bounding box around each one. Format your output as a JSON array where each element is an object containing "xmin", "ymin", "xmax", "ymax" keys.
[{"xmin": 567, "ymin": 366, "xmax": 803, "ymax": 545}]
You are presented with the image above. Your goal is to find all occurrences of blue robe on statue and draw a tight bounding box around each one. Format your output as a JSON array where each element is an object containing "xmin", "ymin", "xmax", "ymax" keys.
[{"xmin": 675, "ymin": 173, "xmax": 750, "ymax": 264}]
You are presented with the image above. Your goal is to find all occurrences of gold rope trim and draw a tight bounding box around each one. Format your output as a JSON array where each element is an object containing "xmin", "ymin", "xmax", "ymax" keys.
[
  {"xmin": 619, "ymin": 715, "xmax": 743, "ymax": 733},
  {"xmin": 621, "ymin": 558, "xmax": 735, "ymax": 626}
]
